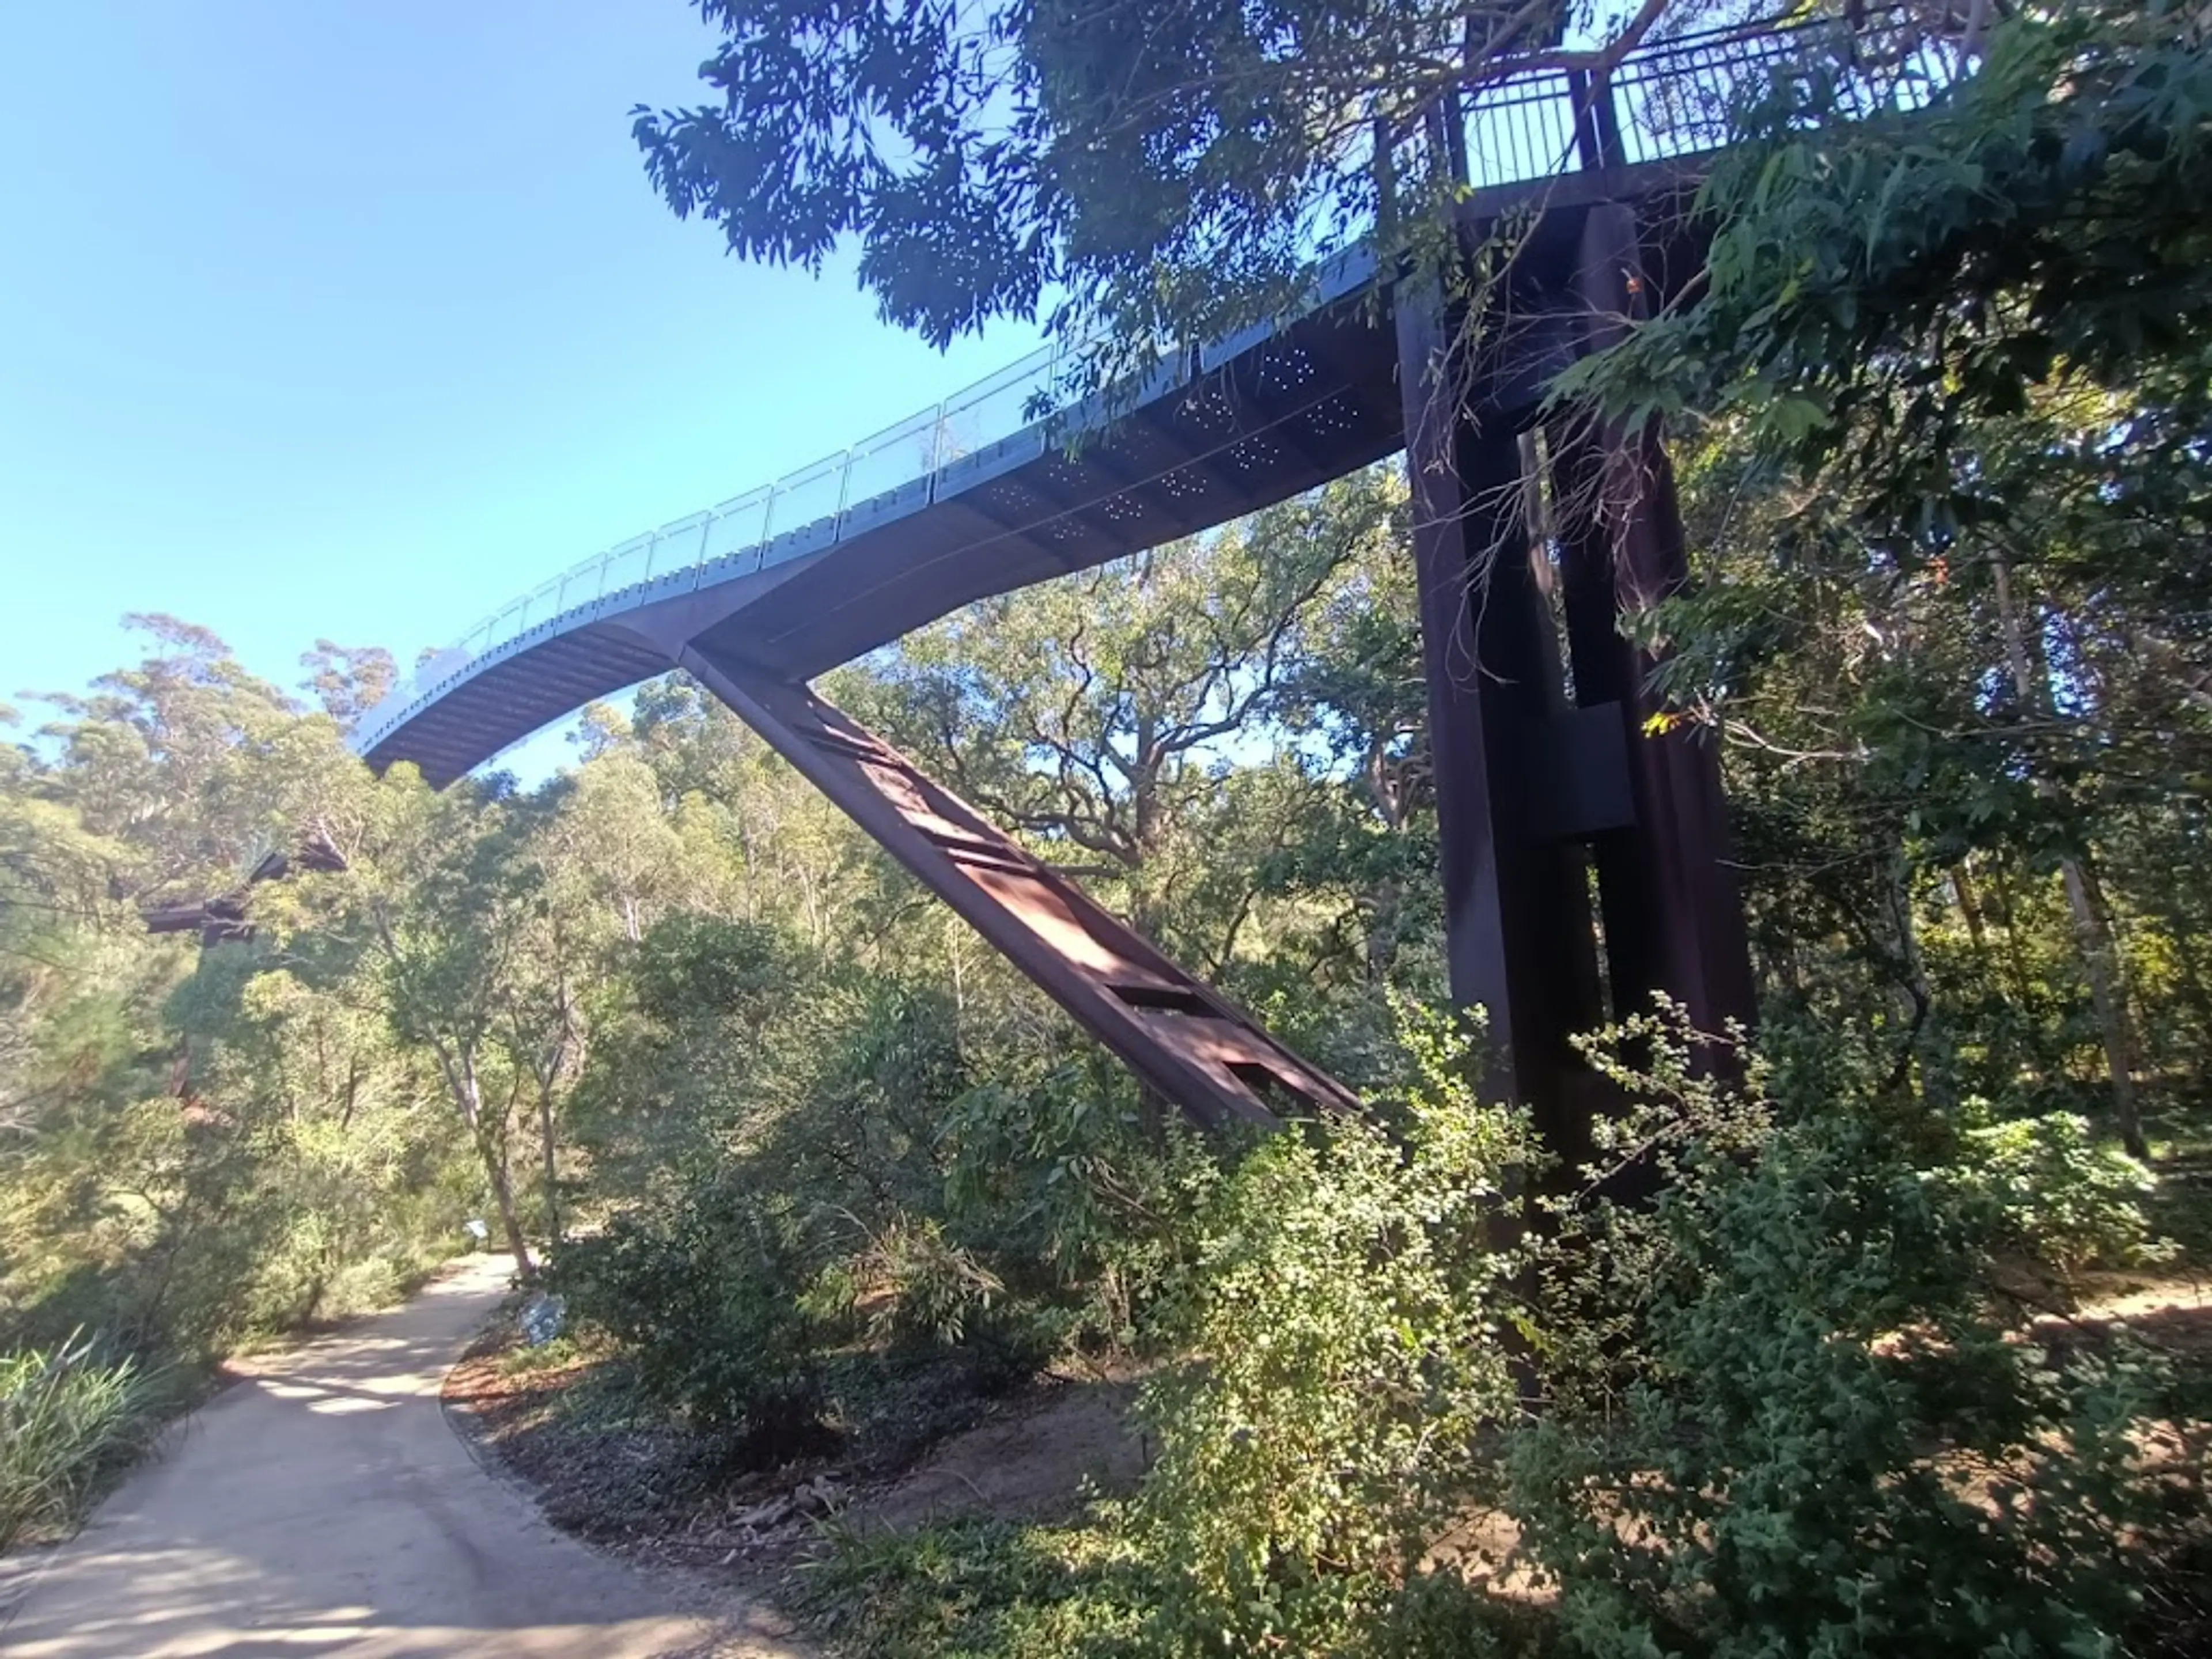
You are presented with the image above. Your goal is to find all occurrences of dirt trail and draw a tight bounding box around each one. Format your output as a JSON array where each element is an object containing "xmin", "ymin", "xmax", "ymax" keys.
[{"xmin": 0, "ymin": 1255, "xmax": 806, "ymax": 1658}]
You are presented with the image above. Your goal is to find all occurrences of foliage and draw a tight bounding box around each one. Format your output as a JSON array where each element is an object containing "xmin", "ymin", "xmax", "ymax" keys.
[
  {"xmin": 787, "ymin": 1003, "xmax": 2207, "ymax": 1659},
  {"xmin": 1128, "ymin": 1005, "xmax": 1527, "ymax": 1650},
  {"xmin": 1560, "ymin": 0, "xmax": 2212, "ymax": 1155},
  {"xmin": 556, "ymin": 1183, "xmax": 836, "ymax": 1459},
  {"xmin": 1510, "ymin": 1014, "xmax": 2180, "ymax": 1659},
  {"xmin": 0, "ymin": 1334, "xmax": 167, "ymax": 1552},
  {"xmin": 628, "ymin": 0, "xmax": 1763, "ymax": 368},
  {"xmin": 1956, "ymin": 1107, "xmax": 2161, "ymax": 1278},
  {"xmin": 793, "ymin": 1513, "xmax": 1149, "ymax": 1659}
]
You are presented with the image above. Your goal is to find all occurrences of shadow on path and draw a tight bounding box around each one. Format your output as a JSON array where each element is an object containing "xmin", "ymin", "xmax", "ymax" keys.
[{"xmin": 0, "ymin": 1256, "xmax": 804, "ymax": 1658}]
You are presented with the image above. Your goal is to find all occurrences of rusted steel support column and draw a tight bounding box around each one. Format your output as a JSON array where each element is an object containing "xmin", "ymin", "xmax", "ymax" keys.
[
  {"xmin": 680, "ymin": 641, "xmax": 1359, "ymax": 1132},
  {"xmin": 1395, "ymin": 271, "xmax": 1612, "ymax": 1161},
  {"xmin": 1548, "ymin": 202, "xmax": 1756, "ymax": 1042}
]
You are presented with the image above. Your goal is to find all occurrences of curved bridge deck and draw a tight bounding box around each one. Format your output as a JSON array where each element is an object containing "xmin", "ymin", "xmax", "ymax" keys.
[{"xmin": 356, "ymin": 12, "xmax": 1950, "ymax": 786}]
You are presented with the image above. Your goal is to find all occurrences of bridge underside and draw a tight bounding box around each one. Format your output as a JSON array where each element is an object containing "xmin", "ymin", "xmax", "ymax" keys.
[{"xmin": 362, "ymin": 187, "xmax": 1751, "ymax": 1141}]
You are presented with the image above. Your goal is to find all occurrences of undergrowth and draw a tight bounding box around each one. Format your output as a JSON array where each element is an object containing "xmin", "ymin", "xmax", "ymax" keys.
[
  {"xmin": 792, "ymin": 1513, "xmax": 1150, "ymax": 1659},
  {"xmin": 777, "ymin": 1007, "xmax": 2212, "ymax": 1659},
  {"xmin": 0, "ymin": 1333, "xmax": 170, "ymax": 1552}
]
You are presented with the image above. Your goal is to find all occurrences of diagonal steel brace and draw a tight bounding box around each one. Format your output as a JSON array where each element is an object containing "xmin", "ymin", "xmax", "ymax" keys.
[{"xmin": 681, "ymin": 643, "xmax": 1359, "ymax": 1130}]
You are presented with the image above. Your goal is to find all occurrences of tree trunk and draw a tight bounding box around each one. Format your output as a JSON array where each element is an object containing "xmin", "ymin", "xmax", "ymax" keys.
[
  {"xmin": 1879, "ymin": 836, "xmax": 1941, "ymax": 1103},
  {"xmin": 454, "ymin": 1049, "xmax": 536, "ymax": 1279},
  {"xmin": 1992, "ymin": 554, "xmax": 2145, "ymax": 1154},
  {"xmin": 536, "ymin": 1086, "xmax": 562, "ymax": 1251},
  {"xmin": 482, "ymin": 1137, "xmax": 535, "ymax": 1281},
  {"xmin": 2061, "ymin": 855, "xmax": 2147, "ymax": 1158},
  {"xmin": 1952, "ymin": 855, "xmax": 1990, "ymax": 957}
]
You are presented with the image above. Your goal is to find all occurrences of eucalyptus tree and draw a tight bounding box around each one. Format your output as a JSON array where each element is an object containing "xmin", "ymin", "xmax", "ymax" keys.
[
  {"xmin": 622, "ymin": 676, "xmax": 915, "ymax": 947},
  {"xmin": 630, "ymin": 1, "xmax": 1798, "ymax": 369},
  {"xmin": 339, "ymin": 773, "xmax": 550, "ymax": 1275},
  {"xmin": 298, "ymin": 641, "xmax": 396, "ymax": 736},
  {"xmin": 29, "ymin": 616, "xmax": 309, "ymax": 901}
]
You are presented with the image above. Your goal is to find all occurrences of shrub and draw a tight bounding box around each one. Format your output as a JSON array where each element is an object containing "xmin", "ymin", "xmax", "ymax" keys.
[
  {"xmin": 1131, "ymin": 1004, "xmax": 1529, "ymax": 1650},
  {"xmin": 934, "ymin": 1062, "xmax": 1220, "ymax": 1359},
  {"xmin": 555, "ymin": 1185, "xmax": 836, "ymax": 1463},
  {"xmin": 793, "ymin": 1512, "xmax": 1150, "ymax": 1659},
  {"xmin": 1509, "ymin": 1010, "xmax": 2173, "ymax": 1659},
  {"xmin": 0, "ymin": 1333, "xmax": 165, "ymax": 1552},
  {"xmin": 1956, "ymin": 1105, "xmax": 2159, "ymax": 1276}
]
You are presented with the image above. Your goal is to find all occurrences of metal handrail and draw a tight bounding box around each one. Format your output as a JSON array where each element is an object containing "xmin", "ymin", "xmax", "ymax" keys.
[{"xmin": 353, "ymin": 5, "xmax": 1957, "ymax": 757}]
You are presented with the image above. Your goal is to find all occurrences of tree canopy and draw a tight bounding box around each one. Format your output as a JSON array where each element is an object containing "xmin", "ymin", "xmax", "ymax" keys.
[{"xmin": 630, "ymin": 0, "xmax": 1755, "ymax": 363}]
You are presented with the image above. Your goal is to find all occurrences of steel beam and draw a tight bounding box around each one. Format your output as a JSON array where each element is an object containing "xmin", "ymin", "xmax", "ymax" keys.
[
  {"xmin": 1394, "ymin": 202, "xmax": 1753, "ymax": 1166},
  {"xmin": 1396, "ymin": 269, "xmax": 1611, "ymax": 1163},
  {"xmin": 680, "ymin": 643, "xmax": 1361, "ymax": 1131},
  {"xmin": 1548, "ymin": 203, "xmax": 1756, "ymax": 1044}
]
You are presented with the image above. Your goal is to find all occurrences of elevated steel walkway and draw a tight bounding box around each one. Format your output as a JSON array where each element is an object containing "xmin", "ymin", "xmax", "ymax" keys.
[
  {"xmin": 352, "ymin": 12, "xmax": 1957, "ymax": 1129},
  {"xmin": 358, "ymin": 14, "xmax": 1946, "ymax": 784}
]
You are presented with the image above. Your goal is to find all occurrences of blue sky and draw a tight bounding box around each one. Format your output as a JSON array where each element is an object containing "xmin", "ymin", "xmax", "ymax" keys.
[{"xmin": 0, "ymin": 2, "xmax": 1039, "ymax": 750}]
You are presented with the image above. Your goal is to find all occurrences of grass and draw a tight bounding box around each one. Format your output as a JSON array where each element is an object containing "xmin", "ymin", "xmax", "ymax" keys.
[
  {"xmin": 785, "ymin": 1510, "xmax": 1550, "ymax": 1659},
  {"xmin": 0, "ymin": 1332, "xmax": 168, "ymax": 1553},
  {"xmin": 789, "ymin": 1512, "xmax": 1149, "ymax": 1659}
]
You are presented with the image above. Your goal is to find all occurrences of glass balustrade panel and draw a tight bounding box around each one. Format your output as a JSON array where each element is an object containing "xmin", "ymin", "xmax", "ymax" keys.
[
  {"xmin": 703, "ymin": 490, "xmax": 771, "ymax": 567},
  {"xmin": 555, "ymin": 555, "xmax": 597, "ymax": 615},
  {"xmin": 601, "ymin": 533, "xmax": 656, "ymax": 595},
  {"xmin": 767, "ymin": 453, "xmax": 847, "ymax": 548},
  {"xmin": 650, "ymin": 513, "xmax": 710, "ymax": 584},
  {"xmin": 934, "ymin": 346, "xmax": 1058, "ymax": 471},
  {"xmin": 516, "ymin": 578, "xmax": 561, "ymax": 634},
  {"xmin": 843, "ymin": 408, "xmax": 942, "ymax": 516}
]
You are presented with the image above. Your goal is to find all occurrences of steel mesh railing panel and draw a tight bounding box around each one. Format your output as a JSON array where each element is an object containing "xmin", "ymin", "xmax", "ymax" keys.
[
  {"xmin": 1613, "ymin": 26, "xmax": 1804, "ymax": 164},
  {"xmin": 1461, "ymin": 69, "xmax": 1581, "ymax": 191}
]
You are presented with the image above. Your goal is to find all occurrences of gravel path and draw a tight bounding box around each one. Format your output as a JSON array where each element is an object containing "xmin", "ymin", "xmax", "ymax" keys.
[{"xmin": 0, "ymin": 1255, "xmax": 806, "ymax": 1658}]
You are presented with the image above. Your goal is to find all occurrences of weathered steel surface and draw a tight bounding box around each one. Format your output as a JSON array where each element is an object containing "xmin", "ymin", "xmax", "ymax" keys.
[
  {"xmin": 1396, "ymin": 273, "xmax": 1612, "ymax": 1160},
  {"xmin": 681, "ymin": 645, "xmax": 1360, "ymax": 1130},
  {"xmin": 1550, "ymin": 202, "xmax": 1755, "ymax": 1047},
  {"xmin": 1393, "ymin": 198, "xmax": 1752, "ymax": 1157}
]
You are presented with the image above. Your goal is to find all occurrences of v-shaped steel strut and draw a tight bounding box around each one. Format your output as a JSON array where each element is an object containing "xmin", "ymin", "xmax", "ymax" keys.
[{"xmin": 680, "ymin": 643, "xmax": 1358, "ymax": 1131}]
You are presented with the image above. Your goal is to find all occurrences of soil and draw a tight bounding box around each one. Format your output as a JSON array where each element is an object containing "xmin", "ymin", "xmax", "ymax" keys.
[
  {"xmin": 2022, "ymin": 1266, "xmax": 2212, "ymax": 1358},
  {"xmin": 442, "ymin": 1334, "xmax": 1149, "ymax": 1581},
  {"xmin": 850, "ymin": 1376, "xmax": 1147, "ymax": 1533}
]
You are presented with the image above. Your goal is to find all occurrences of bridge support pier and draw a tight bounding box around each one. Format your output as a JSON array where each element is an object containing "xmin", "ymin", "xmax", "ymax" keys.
[
  {"xmin": 680, "ymin": 642, "xmax": 1359, "ymax": 1131},
  {"xmin": 1395, "ymin": 201, "xmax": 1753, "ymax": 1165}
]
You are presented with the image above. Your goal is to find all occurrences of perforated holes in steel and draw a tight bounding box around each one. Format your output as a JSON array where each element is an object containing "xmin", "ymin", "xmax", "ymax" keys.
[
  {"xmin": 1302, "ymin": 395, "xmax": 1359, "ymax": 436},
  {"xmin": 1100, "ymin": 493, "xmax": 1145, "ymax": 524},
  {"xmin": 1177, "ymin": 386, "xmax": 1234, "ymax": 430},
  {"xmin": 1257, "ymin": 347, "xmax": 1315, "ymax": 394},
  {"xmin": 1228, "ymin": 438, "xmax": 1281, "ymax": 474},
  {"xmin": 1160, "ymin": 469, "xmax": 1209, "ymax": 502}
]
